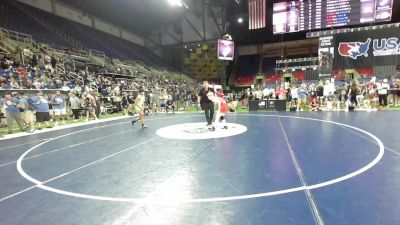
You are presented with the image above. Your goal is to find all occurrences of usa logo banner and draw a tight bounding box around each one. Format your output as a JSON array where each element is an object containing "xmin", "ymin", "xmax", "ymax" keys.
[
  {"xmin": 332, "ymin": 26, "xmax": 400, "ymax": 69},
  {"xmin": 338, "ymin": 39, "xmax": 371, "ymax": 60}
]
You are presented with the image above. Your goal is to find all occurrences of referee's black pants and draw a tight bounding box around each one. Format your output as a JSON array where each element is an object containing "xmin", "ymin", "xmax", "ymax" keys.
[{"xmin": 202, "ymin": 102, "xmax": 214, "ymax": 125}]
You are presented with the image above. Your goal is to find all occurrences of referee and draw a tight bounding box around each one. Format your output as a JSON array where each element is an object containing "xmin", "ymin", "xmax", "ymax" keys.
[{"xmin": 198, "ymin": 81, "xmax": 214, "ymax": 127}]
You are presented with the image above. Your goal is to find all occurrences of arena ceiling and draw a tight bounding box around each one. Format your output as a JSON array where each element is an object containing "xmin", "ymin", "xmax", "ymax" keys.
[
  {"xmin": 60, "ymin": 0, "xmax": 400, "ymax": 46},
  {"xmin": 58, "ymin": 0, "xmax": 234, "ymax": 37}
]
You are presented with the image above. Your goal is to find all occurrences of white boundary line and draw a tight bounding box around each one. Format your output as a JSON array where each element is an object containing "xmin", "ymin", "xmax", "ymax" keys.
[
  {"xmin": 277, "ymin": 117, "xmax": 325, "ymax": 225},
  {"xmin": 0, "ymin": 137, "xmax": 156, "ymax": 203},
  {"xmin": 0, "ymin": 115, "xmax": 202, "ymax": 202},
  {"xmin": 111, "ymin": 142, "xmax": 213, "ymax": 225},
  {"xmin": 0, "ymin": 113, "xmax": 202, "ymax": 141},
  {"xmin": 14, "ymin": 114, "xmax": 384, "ymax": 203},
  {"xmin": 0, "ymin": 130, "xmax": 131, "ymax": 168},
  {"xmin": 0, "ymin": 139, "xmax": 49, "ymax": 151},
  {"xmin": 0, "ymin": 116, "xmax": 129, "ymax": 141}
]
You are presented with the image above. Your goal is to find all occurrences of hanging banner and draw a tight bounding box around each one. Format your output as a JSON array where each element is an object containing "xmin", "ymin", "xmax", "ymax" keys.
[
  {"xmin": 333, "ymin": 26, "xmax": 400, "ymax": 69},
  {"xmin": 319, "ymin": 35, "xmax": 335, "ymax": 76}
]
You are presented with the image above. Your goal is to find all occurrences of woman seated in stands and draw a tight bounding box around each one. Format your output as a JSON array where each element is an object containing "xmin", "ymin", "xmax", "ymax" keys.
[
  {"xmin": 9, "ymin": 77, "xmax": 20, "ymax": 89},
  {"xmin": 0, "ymin": 76, "xmax": 6, "ymax": 89}
]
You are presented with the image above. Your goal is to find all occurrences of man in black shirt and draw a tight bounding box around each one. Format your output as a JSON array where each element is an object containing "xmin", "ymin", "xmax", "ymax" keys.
[
  {"xmin": 166, "ymin": 98, "xmax": 175, "ymax": 114},
  {"xmin": 198, "ymin": 81, "xmax": 215, "ymax": 127}
]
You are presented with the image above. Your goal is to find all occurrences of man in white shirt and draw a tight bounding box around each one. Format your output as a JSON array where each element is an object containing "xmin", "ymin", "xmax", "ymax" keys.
[
  {"xmin": 377, "ymin": 79, "xmax": 389, "ymax": 109},
  {"xmin": 61, "ymin": 82, "xmax": 70, "ymax": 92},
  {"xmin": 69, "ymin": 92, "xmax": 80, "ymax": 121}
]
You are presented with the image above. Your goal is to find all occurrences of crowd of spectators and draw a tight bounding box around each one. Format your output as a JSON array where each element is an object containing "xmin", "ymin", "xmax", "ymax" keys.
[
  {"xmin": 0, "ymin": 51, "xmax": 200, "ymax": 136},
  {"xmin": 236, "ymin": 77, "xmax": 400, "ymax": 111},
  {"xmin": 3, "ymin": 45, "xmax": 399, "ymax": 137}
]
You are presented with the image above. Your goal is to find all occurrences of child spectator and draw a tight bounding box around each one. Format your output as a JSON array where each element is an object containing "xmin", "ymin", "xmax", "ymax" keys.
[
  {"xmin": 326, "ymin": 92, "xmax": 336, "ymax": 111},
  {"xmin": 309, "ymin": 98, "xmax": 320, "ymax": 111}
]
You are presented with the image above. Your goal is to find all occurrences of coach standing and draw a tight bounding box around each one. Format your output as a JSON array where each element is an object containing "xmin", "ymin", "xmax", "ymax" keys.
[{"xmin": 198, "ymin": 81, "xmax": 214, "ymax": 127}]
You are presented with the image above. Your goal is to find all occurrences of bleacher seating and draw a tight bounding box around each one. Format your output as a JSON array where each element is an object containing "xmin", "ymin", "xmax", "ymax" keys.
[
  {"xmin": 357, "ymin": 67, "xmax": 373, "ymax": 77},
  {"xmin": 0, "ymin": 0, "xmax": 170, "ymax": 69},
  {"xmin": 18, "ymin": 1, "xmax": 169, "ymax": 67},
  {"xmin": 0, "ymin": 0, "xmax": 70, "ymax": 47},
  {"xmin": 233, "ymin": 55, "xmax": 259, "ymax": 85},
  {"xmin": 262, "ymin": 57, "xmax": 279, "ymax": 74},
  {"xmin": 234, "ymin": 76, "xmax": 254, "ymax": 86}
]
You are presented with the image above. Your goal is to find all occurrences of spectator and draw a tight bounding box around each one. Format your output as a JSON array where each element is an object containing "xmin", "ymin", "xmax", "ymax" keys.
[
  {"xmin": 121, "ymin": 92, "xmax": 129, "ymax": 116},
  {"xmin": 309, "ymin": 98, "xmax": 320, "ymax": 111},
  {"xmin": 3, "ymin": 93, "xmax": 25, "ymax": 134},
  {"xmin": 69, "ymin": 92, "xmax": 80, "ymax": 121},
  {"xmin": 17, "ymin": 92, "xmax": 35, "ymax": 133},
  {"xmin": 10, "ymin": 77, "xmax": 20, "ymax": 89},
  {"xmin": 326, "ymin": 92, "xmax": 336, "ymax": 111},
  {"xmin": 93, "ymin": 92, "xmax": 101, "ymax": 118},
  {"xmin": 35, "ymin": 91, "xmax": 51, "ymax": 129},
  {"xmin": 84, "ymin": 93, "xmax": 98, "ymax": 121},
  {"xmin": 50, "ymin": 91, "xmax": 67, "ymax": 126},
  {"xmin": 356, "ymin": 84, "xmax": 366, "ymax": 108},
  {"xmin": 297, "ymin": 83, "xmax": 308, "ymax": 111},
  {"xmin": 378, "ymin": 79, "xmax": 389, "ymax": 109},
  {"xmin": 290, "ymin": 85, "xmax": 299, "ymax": 106},
  {"xmin": 61, "ymin": 82, "xmax": 70, "ymax": 92},
  {"xmin": 166, "ymin": 97, "xmax": 175, "ymax": 114},
  {"xmin": 393, "ymin": 79, "xmax": 400, "ymax": 106},
  {"xmin": 323, "ymin": 79, "xmax": 335, "ymax": 105},
  {"xmin": 348, "ymin": 82, "xmax": 358, "ymax": 108},
  {"xmin": 51, "ymin": 55, "xmax": 57, "ymax": 69}
]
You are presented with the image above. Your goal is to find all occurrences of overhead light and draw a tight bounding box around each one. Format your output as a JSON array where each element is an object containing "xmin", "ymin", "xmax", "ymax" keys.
[
  {"xmin": 167, "ymin": 0, "xmax": 183, "ymax": 7},
  {"xmin": 198, "ymin": 44, "xmax": 201, "ymax": 47},
  {"xmin": 190, "ymin": 49, "xmax": 193, "ymax": 51},
  {"xmin": 237, "ymin": 17, "xmax": 243, "ymax": 24}
]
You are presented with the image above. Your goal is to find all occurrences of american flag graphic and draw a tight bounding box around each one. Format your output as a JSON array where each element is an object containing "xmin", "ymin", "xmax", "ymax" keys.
[{"xmin": 248, "ymin": 0, "xmax": 266, "ymax": 30}]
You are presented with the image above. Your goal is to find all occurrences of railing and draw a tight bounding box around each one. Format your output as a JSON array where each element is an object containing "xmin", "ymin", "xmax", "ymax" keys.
[
  {"xmin": 76, "ymin": 49, "xmax": 91, "ymax": 58},
  {"xmin": 51, "ymin": 45, "xmax": 90, "ymax": 59},
  {"xmin": 1, "ymin": 28, "xmax": 33, "ymax": 44},
  {"xmin": 66, "ymin": 71, "xmax": 85, "ymax": 85},
  {"xmin": 89, "ymin": 49, "xmax": 106, "ymax": 58},
  {"xmin": 0, "ymin": 27, "xmax": 43, "ymax": 53}
]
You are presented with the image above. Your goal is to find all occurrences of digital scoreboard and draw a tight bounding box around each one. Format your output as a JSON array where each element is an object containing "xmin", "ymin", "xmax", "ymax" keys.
[{"xmin": 273, "ymin": 0, "xmax": 394, "ymax": 34}]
